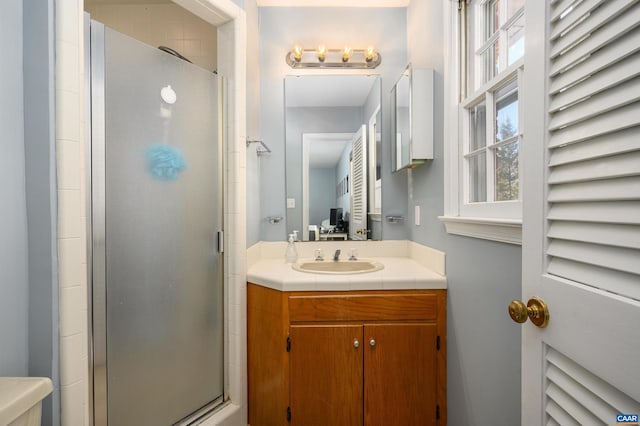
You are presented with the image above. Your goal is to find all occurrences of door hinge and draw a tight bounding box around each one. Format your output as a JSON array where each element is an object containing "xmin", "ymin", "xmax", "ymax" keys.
[
  {"xmin": 436, "ymin": 335, "xmax": 440, "ymax": 351},
  {"xmin": 436, "ymin": 404, "xmax": 440, "ymax": 420},
  {"xmin": 287, "ymin": 406, "xmax": 291, "ymax": 422},
  {"xmin": 286, "ymin": 336, "xmax": 291, "ymax": 352}
]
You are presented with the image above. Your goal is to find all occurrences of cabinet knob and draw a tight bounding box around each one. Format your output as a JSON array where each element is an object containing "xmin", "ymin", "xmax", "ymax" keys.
[
  {"xmin": 353, "ymin": 339, "xmax": 360, "ymax": 348},
  {"xmin": 369, "ymin": 339, "xmax": 376, "ymax": 347}
]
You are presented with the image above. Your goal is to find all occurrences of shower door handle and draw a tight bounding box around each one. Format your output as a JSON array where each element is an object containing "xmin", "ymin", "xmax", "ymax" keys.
[{"xmin": 217, "ymin": 231, "xmax": 224, "ymax": 253}]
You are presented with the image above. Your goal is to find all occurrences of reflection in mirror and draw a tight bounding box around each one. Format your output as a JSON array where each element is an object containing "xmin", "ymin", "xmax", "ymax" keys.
[{"xmin": 285, "ymin": 75, "xmax": 381, "ymax": 242}]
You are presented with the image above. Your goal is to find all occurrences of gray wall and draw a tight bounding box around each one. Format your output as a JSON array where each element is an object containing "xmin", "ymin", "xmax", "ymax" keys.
[
  {"xmin": 308, "ymin": 168, "xmax": 336, "ymax": 228},
  {"xmin": 24, "ymin": 0, "xmax": 60, "ymax": 424},
  {"xmin": 245, "ymin": 0, "xmax": 262, "ymax": 246},
  {"xmin": 258, "ymin": 7, "xmax": 409, "ymax": 242},
  {"xmin": 0, "ymin": 0, "xmax": 29, "ymax": 377},
  {"xmin": 0, "ymin": 1, "xmax": 59, "ymax": 422},
  {"xmin": 252, "ymin": 3, "xmax": 521, "ymax": 425},
  {"xmin": 407, "ymin": 1, "xmax": 521, "ymax": 425}
]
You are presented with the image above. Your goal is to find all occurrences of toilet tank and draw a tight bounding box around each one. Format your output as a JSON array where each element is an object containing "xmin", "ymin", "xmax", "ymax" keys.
[{"xmin": 0, "ymin": 378, "xmax": 53, "ymax": 426}]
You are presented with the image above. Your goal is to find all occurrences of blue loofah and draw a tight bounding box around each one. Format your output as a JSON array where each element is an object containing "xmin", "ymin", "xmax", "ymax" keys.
[{"xmin": 146, "ymin": 144, "xmax": 187, "ymax": 180}]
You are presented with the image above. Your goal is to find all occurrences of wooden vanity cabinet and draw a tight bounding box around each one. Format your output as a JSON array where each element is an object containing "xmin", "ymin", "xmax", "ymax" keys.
[{"xmin": 248, "ymin": 284, "xmax": 446, "ymax": 426}]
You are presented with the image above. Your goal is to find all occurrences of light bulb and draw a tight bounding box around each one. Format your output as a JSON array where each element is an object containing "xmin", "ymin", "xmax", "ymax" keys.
[
  {"xmin": 316, "ymin": 45, "xmax": 327, "ymax": 62},
  {"xmin": 292, "ymin": 45, "xmax": 303, "ymax": 62},
  {"xmin": 341, "ymin": 46, "xmax": 352, "ymax": 62},
  {"xmin": 365, "ymin": 46, "xmax": 377, "ymax": 63}
]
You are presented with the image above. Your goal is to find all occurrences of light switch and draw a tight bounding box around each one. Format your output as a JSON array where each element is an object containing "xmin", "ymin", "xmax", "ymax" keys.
[
  {"xmin": 287, "ymin": 198, "xmax": 296, "ymax": 209},
  {"xmin": 414, "ymin": 205, "xmax": 421, "ymax": 226}
]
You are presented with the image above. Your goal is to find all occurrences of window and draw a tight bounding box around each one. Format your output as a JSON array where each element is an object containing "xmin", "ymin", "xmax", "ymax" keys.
[{"xmin": 440, "ymin": 0, "xmax": 525, "ymax": 244}]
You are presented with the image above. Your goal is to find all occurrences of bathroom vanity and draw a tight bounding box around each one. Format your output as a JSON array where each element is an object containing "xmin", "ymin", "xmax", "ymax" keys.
[{"xmin": 247, "ymin": 241, "xmax": 447, "ymax": 426}]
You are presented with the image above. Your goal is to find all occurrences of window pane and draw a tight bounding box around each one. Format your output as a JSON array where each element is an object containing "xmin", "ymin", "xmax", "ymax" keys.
[
  {"xmin": 508, "ymin": 15, "xmax": 525, "ymax": 65},
  {"xmin": 484, "ymin": 0, "xmax": 500, "ymax": 40},
  {"xmin": 495, "ymin": 141, "xmax": 519, "ymax": 201},
  {"xmin": 469, "ymin": 152, "xmax": 487, "ymax": 203},
  {"xmin": 482, "ymin": 41, "xmax": 500, "ymax": 84},
  {"xmin": 469, "ymin": 101, "xmax": 487, "ymax": 151},
  {"xmin": 495, "ymin": 80, "xmax": 518, "ymax": 142},
  {"xmin": 507, "ymin": 0, "xmax": 525, "ymax": 19}
]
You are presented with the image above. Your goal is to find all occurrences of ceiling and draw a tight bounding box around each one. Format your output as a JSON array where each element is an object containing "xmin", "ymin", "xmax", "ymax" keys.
[
  {"xmin": 257, "ymin": 0, "xmax": 409, "ymax": 6},
  {"xmin": 309, "ymin": 136, "xmax": 352, "ymax": 168}
]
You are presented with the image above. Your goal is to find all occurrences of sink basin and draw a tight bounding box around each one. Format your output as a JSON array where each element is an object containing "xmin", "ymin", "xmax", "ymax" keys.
[{"xmin": 292, "ymin": 260, "xmax": 383, "ymax": 274}]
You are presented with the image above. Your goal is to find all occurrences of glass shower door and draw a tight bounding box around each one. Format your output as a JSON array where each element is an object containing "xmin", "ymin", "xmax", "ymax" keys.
[{"xmin": 91, "ymin": 22, "xmax": 224, "ymax": 426}]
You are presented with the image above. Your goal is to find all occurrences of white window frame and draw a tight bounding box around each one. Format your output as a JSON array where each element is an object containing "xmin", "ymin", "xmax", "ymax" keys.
[{"xmin": 440, "ymin": 0, "xmax": 524, "ymax": 245}]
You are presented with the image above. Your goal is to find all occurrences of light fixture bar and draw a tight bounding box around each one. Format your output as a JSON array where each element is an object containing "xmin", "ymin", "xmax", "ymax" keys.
[{"xmin": 285, "ymin": 47, "xmax": 381, "ymax": 69}]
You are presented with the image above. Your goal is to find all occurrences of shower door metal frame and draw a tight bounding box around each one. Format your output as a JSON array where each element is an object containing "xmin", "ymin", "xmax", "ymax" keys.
[
  {"xmin": 88, "ymin": 19, "xmax": 226, "ymax": 426},
  {"xmin": 89, "ymin": 19, "xmax": 107, "ymax": 426}
]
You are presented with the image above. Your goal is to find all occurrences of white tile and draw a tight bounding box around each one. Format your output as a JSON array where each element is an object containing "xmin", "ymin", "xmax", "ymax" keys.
[
  {"xmin": 81, "ymin": 330, "xmax": 88, "ymax": 360},
  {"xmin": 58, "ymin": 238, "xmax": 83, "ymax": 287},
  {"xmin": 349, "ymin": 276, "xmax": 383, "ymax": 290},
  {"xmin": 56, "ymin": 90, "xmax": 80, "ymax": 142},
  {"xmin": 61, "ymin": 381, "xmax": 84, "ymax": 426},
  {"xmin": 58, "ymin": 189, "xmax": 81, "ymax": 238},
  {"xmin": 57, "ymin": 140, "xmax": 81, "ymax": 190},
  {"xmin": 56, "ymin": 41, "xmax": 80, "ymax": 93},
  {"xmin": 56, "ymin": 0, "xmax": 80, "ymax": 45},
  {"xmin": 228, "ymin": 242, "xmax": 246, "ymax": 276},
  {"xmin": 165, "ymin": 39, "xmax": 185, "ymax": 53},
  {"xmin": 226, "ymin": 185, "xmax": 241, "ymax": 214},
  {"xmin": 60, "ymin": 286, "xmax": 85, "ymax": 337},
  {"xmin": 60, "ymin": 333, "xmax": 83, "ymax": 386},
  {"xmin": 183, "ymin": 39, "xmax": 202, "ymax": 57},
  {"xmin": 165, "ymin": 23, "xmax": 184, "ymax": 41},
  {"xmin": 382, "ymin": 277, "xmax": 418, "ymax": 290},
  {"xmin": 409, "ymin": 241, "xmax": 446, "ymax": 275}
]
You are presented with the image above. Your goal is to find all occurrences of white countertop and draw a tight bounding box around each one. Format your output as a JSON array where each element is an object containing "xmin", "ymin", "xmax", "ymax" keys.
[
  {"xmin": 0, "ymin": 377, "xmax": 53, "ymax": 425},
  {"xmin": 247, "ymin": 240, "xmax": 447, "ymax": 292}
]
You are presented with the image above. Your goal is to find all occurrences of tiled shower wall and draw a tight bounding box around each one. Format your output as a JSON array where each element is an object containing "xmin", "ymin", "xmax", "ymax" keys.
[
  {"xmin": 84, "ymin": 3, "xmax": 217, "ymax": 72},
  {"xmin": 55, "ymin": 0, "xmax": 89, "ymax": 424}
]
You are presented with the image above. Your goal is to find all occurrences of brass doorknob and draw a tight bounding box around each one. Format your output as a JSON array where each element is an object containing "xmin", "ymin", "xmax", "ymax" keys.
[{"xmin": 508, "ymin": 297, "xmax": 549, "ymax": 328}]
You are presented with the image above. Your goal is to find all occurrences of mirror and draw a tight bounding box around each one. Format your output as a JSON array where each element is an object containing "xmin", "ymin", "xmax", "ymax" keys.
[
  {"xmin": 285, "ymin": 75, "xmax": 382, "ymax": 241},
  {"xmin": 391, "ymin": 68, "xmax": 410, "ymax": 171}
]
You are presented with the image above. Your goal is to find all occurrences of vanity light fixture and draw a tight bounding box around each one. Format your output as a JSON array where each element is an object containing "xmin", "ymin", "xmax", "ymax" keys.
[
  {"xmin": 341, "ymin": 46, "xmax": 352, "ymax": 62},
  {"xmin": 316, "ymin": 45, "xmax": 327, "ymax": 62},
  {"xmin": 365, "ymin": 46, "xmax": 377, "ymax": 63},
  {"xmin": 286, "ymin": 45, "xmax": 381, "ymax": 69},
  {"xmin": 292, "ymin": 45, "xmax": 303, "ymax": 62}
]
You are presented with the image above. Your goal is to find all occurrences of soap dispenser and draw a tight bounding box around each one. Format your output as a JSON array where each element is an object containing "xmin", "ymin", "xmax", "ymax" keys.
[{"xmin": 285, "ymin": 233, "xmax": 298, "ymax": 263}]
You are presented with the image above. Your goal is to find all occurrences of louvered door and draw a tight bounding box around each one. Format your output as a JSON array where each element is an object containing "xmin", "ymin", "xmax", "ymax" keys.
[
  {"xmin": 522, "ymin": 0, "xmax": 640, "ymax": 424},
  {"xmin": 350, "ymin": 125, "xmax": 368, "ymax": 240}
]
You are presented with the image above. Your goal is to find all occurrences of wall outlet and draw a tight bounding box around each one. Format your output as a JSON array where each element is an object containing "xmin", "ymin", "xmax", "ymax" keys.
[
  {"xmin": 414, "ymin": 205, "xmax": 421, "ymax": 226},
  {"xmin": 287, "ymin": 198, "xmax": 296, "ymax": 209}
]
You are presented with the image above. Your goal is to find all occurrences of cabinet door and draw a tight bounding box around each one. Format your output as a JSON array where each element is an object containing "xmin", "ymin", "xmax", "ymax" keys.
[
  {"xmin": 290, "ymin": 325, "xmax": 363, "ymax": 426},
  {"xmin": 364, "ymin": 323, "xmax": 438, "ymax": 426}
]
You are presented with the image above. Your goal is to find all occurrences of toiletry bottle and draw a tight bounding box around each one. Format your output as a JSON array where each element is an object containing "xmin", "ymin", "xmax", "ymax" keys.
[{"xmin": 285, "ymin": 233, "xmax": 298, "ymax": 263}]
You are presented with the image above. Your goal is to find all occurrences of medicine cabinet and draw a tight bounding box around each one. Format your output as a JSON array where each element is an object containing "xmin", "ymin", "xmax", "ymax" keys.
[{"xmin": 391, "ymin": 64, "xmax": 434, "ymax": 171}]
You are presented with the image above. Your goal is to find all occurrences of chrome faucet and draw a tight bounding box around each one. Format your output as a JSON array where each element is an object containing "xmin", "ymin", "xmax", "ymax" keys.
[{"xmin": 333, "ymin": 249, "xmax": 341, "ymax": 261}]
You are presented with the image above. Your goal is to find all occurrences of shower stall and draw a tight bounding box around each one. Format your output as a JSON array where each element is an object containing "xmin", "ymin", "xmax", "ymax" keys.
[{"xmin": 88, "ymin": 20, "xmax": 225, "ymax": 425}]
